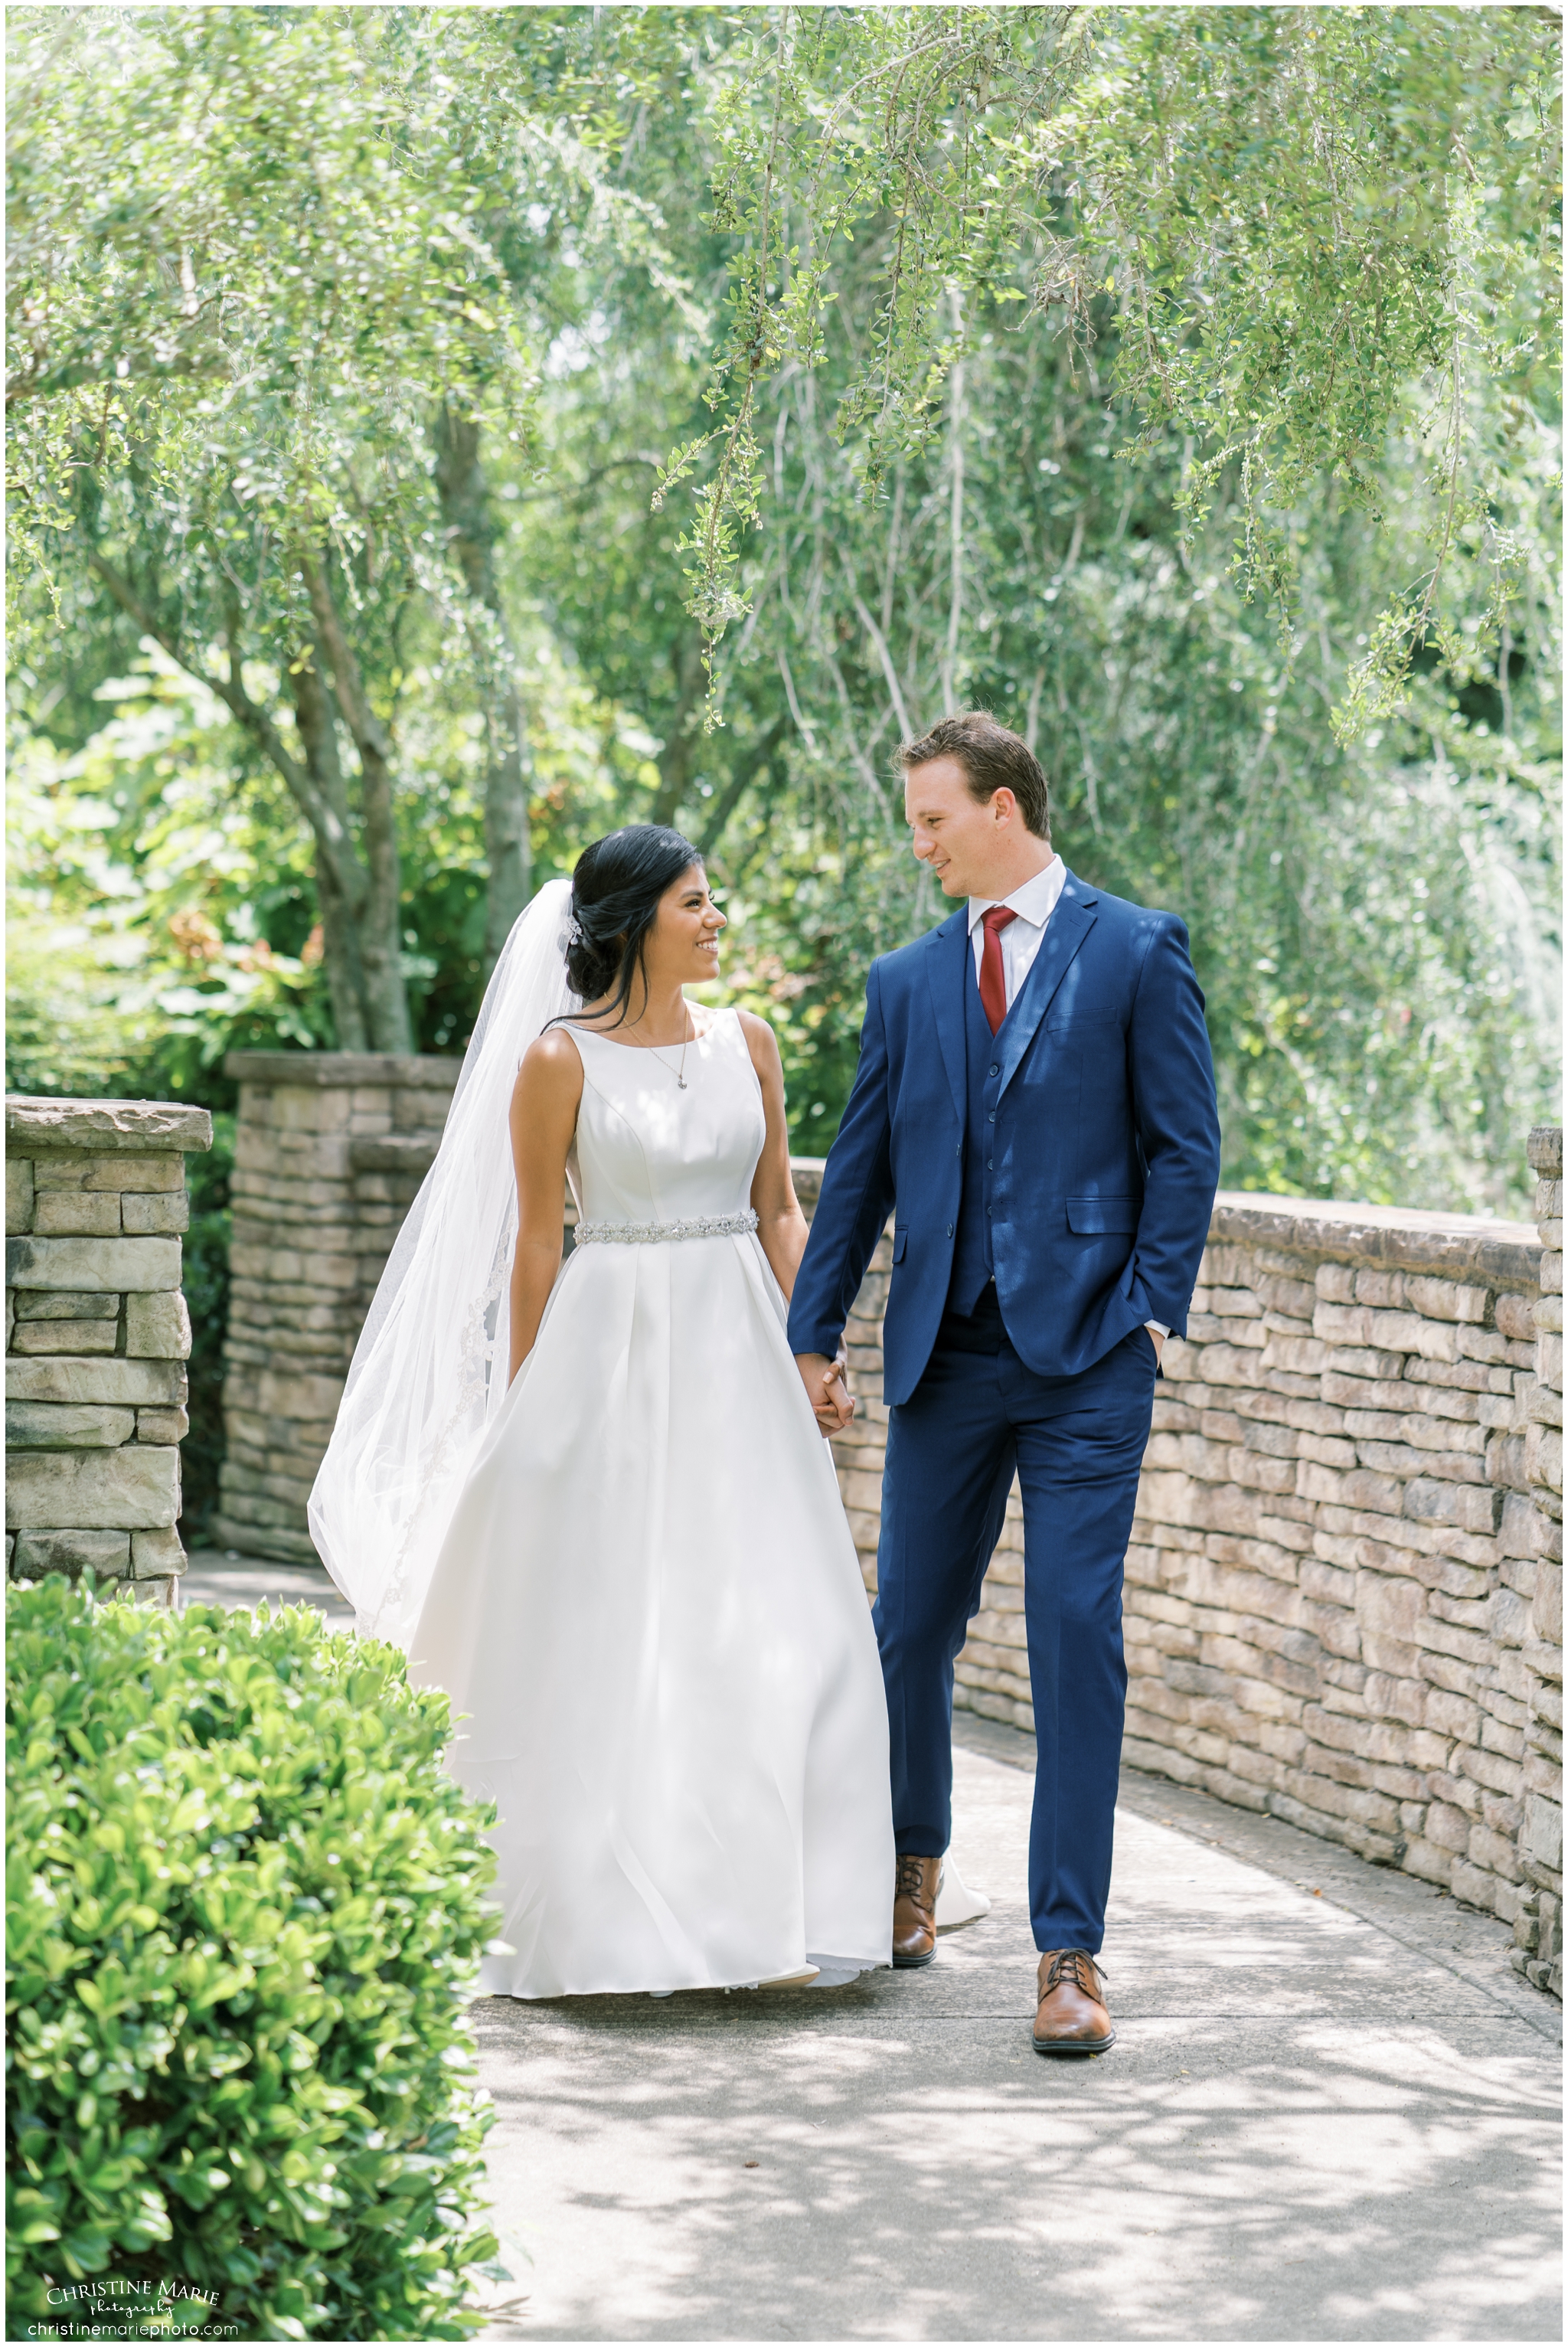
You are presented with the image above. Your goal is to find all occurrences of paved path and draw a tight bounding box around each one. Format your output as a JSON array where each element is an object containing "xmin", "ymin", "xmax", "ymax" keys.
[
  {"xmin": 474, "ymin": 1721, "xmax": 1560, "ymax": 2343},
  {"xmin": 180, "ymin": 1545, "xmax": 355, "ymax": 1629},
  {"xmin": 176, "ymin": 1555, "xmax": 1561, "ymax": 2339}
]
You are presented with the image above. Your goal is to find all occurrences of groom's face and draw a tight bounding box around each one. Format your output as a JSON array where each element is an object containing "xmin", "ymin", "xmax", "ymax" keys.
[{"xmin": 904, "ymin": 756, "xmax": 1017, "ymax": 899}]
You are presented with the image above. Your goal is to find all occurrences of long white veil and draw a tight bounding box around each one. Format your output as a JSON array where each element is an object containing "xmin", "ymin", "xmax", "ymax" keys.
[{"xmin": 308, "ymin": 877, "xmax": 577, "ymax": 1646}]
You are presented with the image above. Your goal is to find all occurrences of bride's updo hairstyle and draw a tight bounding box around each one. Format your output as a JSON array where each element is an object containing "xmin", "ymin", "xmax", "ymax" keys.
[{"xmin": 564, "ymin": 824, "xmax": 704, "ymax": 1028}]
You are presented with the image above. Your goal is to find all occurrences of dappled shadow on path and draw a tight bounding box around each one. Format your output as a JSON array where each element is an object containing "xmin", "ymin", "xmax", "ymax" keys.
[{"xmin": 472, "ymin": 1762, "xmax": 1561, "ymax": 2343}]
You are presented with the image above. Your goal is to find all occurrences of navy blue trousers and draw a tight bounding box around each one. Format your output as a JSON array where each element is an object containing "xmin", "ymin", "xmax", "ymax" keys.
[{"xmin": 874, "ymin": 1293, "xmax": 1157, "ymax": 1954}]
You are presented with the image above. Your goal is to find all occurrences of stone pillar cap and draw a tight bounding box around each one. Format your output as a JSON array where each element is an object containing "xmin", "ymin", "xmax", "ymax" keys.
[
  {"xmin": 1527, "ymin": 1125, "xmax": 1563, "ymax": 1178},
  {"xmin": 224, "ymin": 1051, "xmax": 462, "ymax": 1087},
  {"xmin": 5, "ymin": 1097, "xmax": 213, "ymax": 1153}
]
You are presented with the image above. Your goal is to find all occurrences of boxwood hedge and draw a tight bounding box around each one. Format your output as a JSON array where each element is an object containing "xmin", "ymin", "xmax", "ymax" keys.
[{"xmin": 6, "ymin": 1575, "xmax": 503, "ymax": 2342}]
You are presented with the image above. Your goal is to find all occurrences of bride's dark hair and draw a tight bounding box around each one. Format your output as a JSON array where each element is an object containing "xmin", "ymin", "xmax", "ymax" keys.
[{"xmin": 563, "ymin": 824, "xmax": 704, "ymax": 1028}]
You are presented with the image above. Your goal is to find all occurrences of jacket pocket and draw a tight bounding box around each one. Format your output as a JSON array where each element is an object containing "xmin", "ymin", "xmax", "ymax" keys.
[
  {"xmin": 1046, "ymin": 1005, "xmax": 1122, "ymax": 1035},
  {"xmin": 1066, "ymin": 1195, "xmax": 1138, "ymax": 1234},
  {"xmin": 892, "ymin": 1230, "xmax": 908, "ymax": 1263}
]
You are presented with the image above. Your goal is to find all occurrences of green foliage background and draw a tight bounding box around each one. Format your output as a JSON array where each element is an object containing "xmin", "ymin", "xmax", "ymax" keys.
[
  {"xmin": 5, "ymin": 1578, "xmax": 502, "ymax": 2340},
  {"xmin": 6, "ymin": 5, "xmax": 1561, "ymax": 1542}
]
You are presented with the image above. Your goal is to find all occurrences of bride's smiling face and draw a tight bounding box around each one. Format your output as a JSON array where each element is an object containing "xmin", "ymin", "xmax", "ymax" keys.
[{"xmin": 647, "ymin": 861, "xmax": 726, "ymax": 986}]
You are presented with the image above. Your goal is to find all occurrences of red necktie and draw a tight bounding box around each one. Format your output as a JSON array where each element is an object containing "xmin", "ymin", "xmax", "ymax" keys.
[{"xmin": 978, "ymin": 906, "xmax": 1018, "ymax": 1035}]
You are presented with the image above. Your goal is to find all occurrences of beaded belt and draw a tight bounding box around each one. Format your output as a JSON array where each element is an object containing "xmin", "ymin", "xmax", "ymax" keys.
[{"xmin": 572, "ymin": 1208, "xmax": 759, "ymax": 1247}]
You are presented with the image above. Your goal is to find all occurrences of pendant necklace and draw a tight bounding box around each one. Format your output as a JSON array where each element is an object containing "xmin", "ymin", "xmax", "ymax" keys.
[{"xmin": 646, "ymin": 1011, "xmax": 692, "ymax": 1089}]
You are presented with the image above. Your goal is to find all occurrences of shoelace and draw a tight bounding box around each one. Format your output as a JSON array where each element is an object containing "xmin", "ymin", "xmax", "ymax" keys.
[
  {"xmin": 895, "ymin": 1855, "xmax": 935, "ymax": 1906},
  {"xmin": 1041, "ymin": 1950, "xmax": 1105, "ymax": 2001}
]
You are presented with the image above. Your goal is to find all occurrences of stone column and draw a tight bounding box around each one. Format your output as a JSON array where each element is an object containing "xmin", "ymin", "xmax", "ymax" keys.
[
  {"xmin": 214, "ymin": 1052, "xmax": 460, "ymax": 1565},
  {"xmin": 1514, "ymin": 1125, "xmax": 1563, "ymax": 1996},
  {"xmin": 5, "ymin": 1096, "xmax": 212, "ymax": 1604}
]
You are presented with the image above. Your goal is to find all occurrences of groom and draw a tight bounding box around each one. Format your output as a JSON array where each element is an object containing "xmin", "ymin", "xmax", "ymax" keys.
[{"xmin": 791, "ymin": 713, "xmax": 1220, "ymax": 2054}]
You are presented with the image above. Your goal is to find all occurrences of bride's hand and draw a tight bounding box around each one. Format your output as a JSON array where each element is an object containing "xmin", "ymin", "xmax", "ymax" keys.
[
  {"xmin": 795, "ymin": 1348, "xmax": 855, "ymax": 1437},
  {"xmin": 816, "ymin": 1362, "xmax": 854, "ymax": 1436}
]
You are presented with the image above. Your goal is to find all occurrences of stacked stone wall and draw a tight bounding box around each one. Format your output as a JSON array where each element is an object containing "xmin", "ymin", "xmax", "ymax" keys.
[
  {"xmin": 214, "ymin": 1052, "xmax": 460, "ymax": 1564},
  {"xmin": 210, "ymin": 1070, "xmax": 1560, "ymax": 1988},
  {"xmin": 808, "ymin": 1152, "xmax": 1561, "ymax": 1982},
  {"xmin": 1514, "ymin": 1126, "xmax": 1563, "ymax": 1994},
  {"xmin": 5, "ymin": 1097, "xmax": 211, "ymax": 1603}
]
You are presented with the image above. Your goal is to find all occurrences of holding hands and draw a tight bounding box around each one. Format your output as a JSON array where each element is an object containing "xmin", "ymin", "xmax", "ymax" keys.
[{"xmin": 795, "ymin": 1348, "xmax": 854, "ymax": 1437}]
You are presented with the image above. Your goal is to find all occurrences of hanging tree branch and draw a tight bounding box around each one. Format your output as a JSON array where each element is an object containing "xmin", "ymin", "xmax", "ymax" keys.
[
  {"xmin": 659, "ymin": 4, "xmax": 1556, "ymax": 734},
  {"xmin": 87, "ymin": 546, "xmax": 365, "ymax": 907}
]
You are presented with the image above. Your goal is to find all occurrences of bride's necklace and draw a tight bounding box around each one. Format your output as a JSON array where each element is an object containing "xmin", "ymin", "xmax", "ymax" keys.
[{"xmin": 641, "ymin": 1008, "xmax": 694, "ymax": 1090}]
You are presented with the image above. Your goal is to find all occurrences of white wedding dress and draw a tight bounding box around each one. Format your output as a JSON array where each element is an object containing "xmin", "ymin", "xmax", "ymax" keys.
[{"xmin": 407, "ymin": 1008, "xmax": 898, "ymax": 1999}]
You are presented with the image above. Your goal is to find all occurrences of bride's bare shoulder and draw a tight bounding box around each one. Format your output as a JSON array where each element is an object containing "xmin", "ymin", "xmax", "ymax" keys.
[
  {"xmin": 513, "ymin": 1026, "xmax": 586, "ymax": 1103},
  {"xmin": 733, "ymin": 1005, "xmax": 782, "ymax": 1069}
]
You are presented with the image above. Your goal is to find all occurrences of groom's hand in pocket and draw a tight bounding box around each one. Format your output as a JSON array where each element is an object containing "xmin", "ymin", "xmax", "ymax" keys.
[{"xmin": 795, "ymin": 1348, "xmax": 854, "ymax": 1437}]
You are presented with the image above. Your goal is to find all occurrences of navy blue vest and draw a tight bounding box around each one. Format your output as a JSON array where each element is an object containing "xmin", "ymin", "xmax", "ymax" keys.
[{"xmin": 946, "ymin": 950, "xmax": 1006, "ymax": 1317}]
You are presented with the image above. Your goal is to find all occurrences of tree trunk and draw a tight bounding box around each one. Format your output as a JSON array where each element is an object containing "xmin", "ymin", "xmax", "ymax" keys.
[
  {"xmin": 299, "ymin": 551, "xmax": 413, "ymax": 1053},
  {"xmin": 481, "ymin": 701, "xmax": 531, "ymax": 969},
  {"xmin": 287, "ymin": 652, "xmax": 371, "ymax": 1051},
  {"xmin": 697, "ymin": 716, "xmax": 789, "ymax": 855},
  {"xmin": 434, "ymin": 405, "xmax": 531, "ymax": 974},
  {"xmin": 648, "ymin": 628, "xmax": 707, "ymax": 829},
  {"xmin": 89, "ymin": 548, "xmax": 408, "ymax": 1054}
]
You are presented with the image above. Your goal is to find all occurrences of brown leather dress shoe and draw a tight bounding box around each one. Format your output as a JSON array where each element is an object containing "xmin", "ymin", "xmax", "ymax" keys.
[
  {"xmin": 891, "ymin": 1855, "xmax": 942, "ymax": 1968},
  {"xmin": 1032, "ymin": 1949, "xmax": 1115, "ymax": 2054}
]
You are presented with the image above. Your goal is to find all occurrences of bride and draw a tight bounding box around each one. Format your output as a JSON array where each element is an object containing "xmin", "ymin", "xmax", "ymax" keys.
[{"xmin": 309, "ymin": 825, "xmax": 897, "ymax": 1998}]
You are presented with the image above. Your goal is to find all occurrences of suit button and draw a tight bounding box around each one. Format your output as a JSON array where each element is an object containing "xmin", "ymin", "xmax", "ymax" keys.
[
  {"xmin": 946, "ymin": 1224, "xmax": 953, "ymax": 1237},
  {"xmin": 988, "ymin": 1112, "xmax": 996, "ymax": 1123},
  {"xmin": 987, "ymin": 1159, "xmax": 993, "ymax": 1169},
  {"xmin": 989, "ymin": 1063, "xmax": 999, "ymax": 1077}
]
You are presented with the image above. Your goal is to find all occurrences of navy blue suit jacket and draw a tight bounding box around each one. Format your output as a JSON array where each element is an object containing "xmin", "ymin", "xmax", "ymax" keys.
[{"xmin": 788, "ymin": 868, "xmax": 1222, "ymax": 1404}]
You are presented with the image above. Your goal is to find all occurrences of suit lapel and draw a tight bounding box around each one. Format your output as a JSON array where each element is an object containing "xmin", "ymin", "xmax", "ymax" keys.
[
  {"xmin": 923, "ymin": 910, "xmax": 969, "ymax": 1121},
  {"xmin": 995, "ymin": 871, "xmax": 1098, "ymax": 1103}
]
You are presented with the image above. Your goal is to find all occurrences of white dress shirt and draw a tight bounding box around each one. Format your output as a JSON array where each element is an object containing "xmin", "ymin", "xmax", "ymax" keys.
[
  {"xmin": 967, "ymin": 853, "xmax": 1168, "ymax": 1346},
  {"xmin": 967, "ymin": 853, "xmax": 1068, "ymax": 1005}
]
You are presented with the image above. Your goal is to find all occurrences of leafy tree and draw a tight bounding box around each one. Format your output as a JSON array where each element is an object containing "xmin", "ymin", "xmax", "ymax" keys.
[
  {"xmin": 348, "ymin": 5, "xmax": 1552, "ymax": 1211},
  {"xmin": 6, "ymin": 5, "xmax": 677, "ymax": 1038},
  {"xmin": 541, "ymin": 2, "xmax": 1560, "ymax": 1205},
  {"xmin": 7, "ymin": 4, "xmax": 1560, "ymax": 1216},
  {"xmin": 668, "ymin": 4, "xmax": 1559, "ymax": 737}
]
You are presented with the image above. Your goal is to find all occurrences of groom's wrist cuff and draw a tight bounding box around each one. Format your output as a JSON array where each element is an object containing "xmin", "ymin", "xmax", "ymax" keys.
[
  {"xmin": 1145, "ymin": 1319, "xmax": 1170, "ymax": 1340},
  {"xmin": 789, "ymin": 1323, "xmax": 844, "ymax": 1362}
]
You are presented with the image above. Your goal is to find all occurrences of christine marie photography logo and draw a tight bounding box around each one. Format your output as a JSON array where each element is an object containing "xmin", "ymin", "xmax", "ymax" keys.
[{"xmin": 25, "ymin": 2278, "xmax": 240, "ymax": 2341}]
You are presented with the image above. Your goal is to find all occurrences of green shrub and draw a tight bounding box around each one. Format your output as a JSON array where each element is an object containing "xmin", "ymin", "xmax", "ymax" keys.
[{"xmin": 5, "ymin": 1577, "xmax": 502, "ymax": 2342}]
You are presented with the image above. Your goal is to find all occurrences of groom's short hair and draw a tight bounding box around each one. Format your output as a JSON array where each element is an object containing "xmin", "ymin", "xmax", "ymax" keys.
[{"xmin": 898, "ymin": 711, "xmax": 1050, "ymax": 840}]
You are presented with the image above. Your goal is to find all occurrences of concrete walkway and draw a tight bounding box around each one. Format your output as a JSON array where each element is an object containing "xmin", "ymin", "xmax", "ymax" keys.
[
  {"xmin": 473, "ymin": 1721, "xmax": 1560, "ymax": 2343},
  {"xmin": 180, "ymin": 1545, "xmax": 356, "ymax": 1628},
  {"xmin": 177, "ymin": 1556, "xmax": 1561, "ymax": 2340}
]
